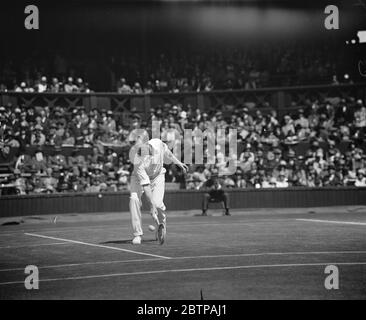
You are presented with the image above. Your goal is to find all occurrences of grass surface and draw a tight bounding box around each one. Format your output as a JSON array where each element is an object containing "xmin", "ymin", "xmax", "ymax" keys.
[{"xmin": 0, "ymin": 207, "xmax": 366, "ymax": 299}]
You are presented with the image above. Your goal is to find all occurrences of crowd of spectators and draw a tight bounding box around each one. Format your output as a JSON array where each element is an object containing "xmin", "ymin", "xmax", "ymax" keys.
[
  {"xmin": 114, "ymin": 42, "xmax": 352, "ymax": 94},
  {"xmin": 182, "ymin": 98, "xmax": 366, "ymax": 190},
  {"xmin": 10, "ymin": 76, "xmax": 92, "ymax": 94},
  {"xmin": 0, "ymin": 93, "xmax": 366, "ymax": 195},
  {"xmin": 0, "ymin": 41, "xmax": 354, "ymax": 94}
]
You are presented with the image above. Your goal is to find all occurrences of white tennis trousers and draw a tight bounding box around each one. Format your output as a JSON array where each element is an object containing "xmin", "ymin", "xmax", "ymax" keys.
[{"xmin": 129, "ymin": 173, "xmax": 166, "ymax": 237}]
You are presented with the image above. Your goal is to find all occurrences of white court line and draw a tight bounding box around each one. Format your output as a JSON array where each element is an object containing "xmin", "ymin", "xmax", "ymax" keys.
[
  {"xmin": 0, "ymin": 257, "xmax": 164, "ymax": 272},
  {"xmin": 1, "ymin": 261, "xmax": 366, "ymax": 286},
  {"xmin": 175, "ymin": 250, "xmax": 366, "ymax": 260},
  {"xmin": 2, "ymin": 250, "xmax": 366, "ymax": 272},
  {"xmin": 0, "ymin": 220, "xmax": 286, "ymax": 236},
  {"xmin": 297, "ymin": 219, "xmax": 366, "ymax": 226},
  {"xmin": 0, "ymin": 242, "xmax": 69, "ymax": 250},
  {"xmin": 25, "ymin": 233, "xmax": 171, "ymax": 260}
]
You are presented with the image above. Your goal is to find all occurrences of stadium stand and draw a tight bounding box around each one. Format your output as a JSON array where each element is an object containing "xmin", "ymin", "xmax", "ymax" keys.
[
  {"xmin": 0, "ymin": 41, "xmax": 356, "ymax": 94},
  {"xmin": 1, "ymin": 82, "xmax": 365, "ymax": 196}
]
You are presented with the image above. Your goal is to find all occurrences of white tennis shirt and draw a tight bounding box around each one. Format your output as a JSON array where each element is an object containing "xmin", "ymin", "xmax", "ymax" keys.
[{"xmin": 133, "ymin": 139, "xmax": 170, "ymax": 185}]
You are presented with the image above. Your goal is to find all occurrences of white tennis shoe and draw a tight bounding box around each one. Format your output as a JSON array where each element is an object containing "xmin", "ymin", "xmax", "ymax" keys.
[{"xmin": 132, "ymin": 236, "xmax": 142, "ymax": 245}]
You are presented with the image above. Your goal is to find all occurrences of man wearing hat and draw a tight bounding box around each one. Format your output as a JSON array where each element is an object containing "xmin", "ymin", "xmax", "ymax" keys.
[
  {"xmin": 31, "ymin": 125, "xmax": 46, "ymax": 146},
  {"xmin": 36, "ymin": 76, "xmax": 48, "ymax": 93},
  {"xmin": 323, "ymin": 165, "xmax": 343, "ymax": 186},
  {"xmin": 50, "ymin": 77, "xmax": 60, "ymax": 93},
  {"xmin": 295, "ymin": 109, "xmax": 309, "ymax": 129},
  {"xmin": 43, "ymin": 168, "xmax": 57, "ymax": 193},
  {"xmin": 5, "ymin": 130, "xmax": 20, "ymax": 148},
  {"xmin": 354, "ymin": 101, "xmax": 366, "ymax": 129},
  {"xmin": 26, "ymin": 105, "xmax": 36, "ymax": 124},
  {"xmin": 117, "ymin": 78, "xmax": 133, "ymax": 94},
  {"xmin": 18, "ymin": 128, "xmax": 30, "ymax": 151},
  {"xmin": 239, "ymin": 150, "xmax": 254, "ymax": 174},
  {"xmin": 242, "ymin": 107, "xmax": 254, "ymax": 125},
  {"xmin": 93, "ymin": 164, "xmax": 106, "ymax": 183},
  {"xmin": 272, "ymin": 147, "xmax": 283, "ymax": 167},
  {"xmin": 106, "ymin": 110, "xmax": 116, "ymax": 133},
  {"xmin": 282, "ymin": 115, "xmax": 295, "ymax": 137},
  {"xmin": 64, "ymin": 77, "xmax": 78, "ymax": 93},
  {"xmin": 19, "ymin": 111, "xmax": 29, "ymax": 128},
  {"xmin": 201, "ymin": 174, "xmax": 230, "ymax": 216},
  {"xmin": 262, "ymin": 149, "xmax": 275, "ymax": 171},
  {"xmin": 355, "ymin": 170, "xmax": 366, "ymax": 187},
  {"xmin": 47, "ymin": 123, "xmax": 62, "ymax": 146},
  {"xmin": 31, "ymin": 147, "xmax": 47, "ymax": 173},
  {"xmin": 106, "ymin": 177, "xmax": 118, "ymax": 192},
  {"xmin": 49, "ymin": 146, "xmax": 67, "ymax": 171},
  {"xmin": 13, "ymin": 169, "xmax": 26, "ymax": 195},
  {"xmin": 275, "ymin": 173, "xmax": 289, "ymax": 188}
]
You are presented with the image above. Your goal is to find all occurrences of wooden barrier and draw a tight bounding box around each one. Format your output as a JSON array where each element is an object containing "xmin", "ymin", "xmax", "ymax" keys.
[
  {"xmin": 0, "ymin": 187, "xmax": 365, "ymax": 217},
  {"xmin": 2, "ymin": 83, "xmax": 366, "ymax": 121}
]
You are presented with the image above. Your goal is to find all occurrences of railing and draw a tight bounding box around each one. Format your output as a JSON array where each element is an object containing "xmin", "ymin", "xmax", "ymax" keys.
[
  {"xmin": 0, "ymin": 187, "xmax": 365, "ymax": 217},
  {"xmin": 1, "ymin": 83, "xmax": 366, "ymax": 122}
]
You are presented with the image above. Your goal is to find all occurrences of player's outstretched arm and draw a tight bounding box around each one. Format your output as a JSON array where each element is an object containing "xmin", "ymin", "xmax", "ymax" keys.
[
  {"xmin": 172, "ymin": 156, "xmax": 188, "ymax": 174},
  {"xmin": 164, "ymin": 147, "xmax": 188, "ymax": 174}
]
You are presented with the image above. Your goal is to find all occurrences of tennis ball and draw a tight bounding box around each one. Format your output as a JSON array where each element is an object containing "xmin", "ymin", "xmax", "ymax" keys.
[{"xmin": 148, "ymin": 224, "xmax": 156, "ymax": 232}]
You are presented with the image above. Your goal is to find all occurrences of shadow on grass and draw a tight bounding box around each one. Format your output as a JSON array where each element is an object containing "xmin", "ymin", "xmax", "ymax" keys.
[
  {"xmin": 1, "ymin": 221, "xmax": 23, "ymax": 226},
  {"xmin": 100, "ymin": 239, "xmax": 157, "ymax": 245}
]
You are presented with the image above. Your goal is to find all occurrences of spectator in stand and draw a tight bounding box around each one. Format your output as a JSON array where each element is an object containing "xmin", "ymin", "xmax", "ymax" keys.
[
  {"xmin": 18, "ymin": 128, "xmax": 30, "ymax": 150},
  {"xmin": 76, "ymin": 78, "xmax": 90, "ymax": 93},
  {"xmin": 239, "ymin": 150, "xmax": 255, "ymax": 173},
  {"xmin": 144, "ymin": 81, "xmax": 154, "ymax": 94},
  {"xmin": 46, "ymin": 123, "xmax": 62, "ymax": 146},
  {"xmin": 133, "ymin": 82, "xmax": 143, "ymax": 94},
  {"xmin": 224, "ymin": 175, "xmax": 236, "ymax": 188},
  {"xmin": 355, "ymin": 170, "xmax": 366, "ymax": 187},
  {"xmin": 30, "ymin": 125, "xmax": 46, "ymax": 146},
  {"xmin": 105, "ymin": 111, "xmax": 116, "ymax": 133},
  {"xmin": 50, "ymin": 78, "xmax": 61, "ymax": 92},
  {"xmin": 43, "ymin": 168, "xmax": 58, "ymax": 193},
  {"xmin": 26, "ymin": 105, "xmax": 36, "ymax": 123},
  {"xmin": 13, "ymin": 169, "xmax": 26, "ymax": 194},
  {"xmin": 235, "ymin": 172, "xmax": 247, "ymax": 188},
  {"xmin": 15, "ymin": 82, "xmax": 35, "ymax": 93},
  {"xmin": 282, "ymin": 115, "xmax": 295, "ymax": 137},
  {"xmin": 62, "ymin": 129, "xmax": 75, "ymax": 146},
  {"xmin": 275, "ymin": 173, "xmax": 289, "ymax": 188},
  {"xmin": 117, "ymin": 78, "xmax": 133, "ymax": 94},
  {"xmin": 36, "ymin": 76, "xmax": 48, "ymax": 93},
  {"xmin": 64, "ymin": 77, "xmax": 78, "ymax": 93},
  {"xmin": 32, "ymin": 148, "xmax": 48, "ymax": 173}
]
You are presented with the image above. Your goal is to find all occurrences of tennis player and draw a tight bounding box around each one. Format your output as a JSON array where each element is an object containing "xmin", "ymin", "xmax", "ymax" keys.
[{"xmin": 129, "ymin": 138, "xmax": 188, "ymax": 245}]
